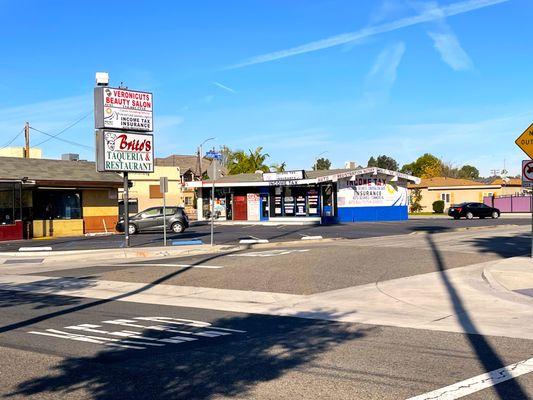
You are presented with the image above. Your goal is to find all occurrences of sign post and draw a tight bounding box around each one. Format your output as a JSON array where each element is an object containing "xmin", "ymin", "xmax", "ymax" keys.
[
  {"xmin": 94, "ymin": 76, "xmax": 154, "ymax": 249},
  {"xmin": 160, "ymin": 177, "xmax": 169, "ymax": 246},
  {"xmin": 206, "ymin": 150, "xmax": 222, "ymax": 246},
  {"xmin": 522, "ymin": 160, "xmax": 533, "ymax": 258},
  {"xmin": 517, "ymin": 121, "xmax": 533, "ymax": 258}
]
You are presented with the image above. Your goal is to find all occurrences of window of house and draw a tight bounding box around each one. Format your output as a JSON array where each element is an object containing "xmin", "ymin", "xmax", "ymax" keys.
[
  {"xmin": 149, "ymin": 185, "xmax": 163, "ymax": 199},
  {"xmin": 441, "ymin": 193, "xmax": 451, "ymax": 203},
  {"xmin": 118, "ymin": 199, "xmax": 138, "ymax": 216},
  {"xmin": 184, "ymin": 197, "xmax": 192, "ymax": 206}
]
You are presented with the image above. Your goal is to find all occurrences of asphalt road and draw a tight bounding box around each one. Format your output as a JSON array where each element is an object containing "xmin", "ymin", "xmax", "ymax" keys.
[
  {"xmin": 0, "ymin": 217, "xmax": 529, "ymax": 252},
  {"xmin": 37, "ymin": 237, "xmax": 515, "ymax": 295},
  {"xmin": 0, "ymin": 291, "xmax": 531, "ymax": 399}
]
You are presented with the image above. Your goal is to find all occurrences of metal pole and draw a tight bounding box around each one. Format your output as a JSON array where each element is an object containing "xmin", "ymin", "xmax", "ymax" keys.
[
  {"xmin": 123, "ymin": 172, "xmax": 130, "ymax": 248},
  {"xmin": 211, "ymin": 158, "xmax": 215, "ymax": 246},
  {"xmin": 163, "ymin": 190, "xmax": 167, "ymax": 247},
  {"xmin": 530, "ymin": 190, "xmax": 532, "ymax": 258}
]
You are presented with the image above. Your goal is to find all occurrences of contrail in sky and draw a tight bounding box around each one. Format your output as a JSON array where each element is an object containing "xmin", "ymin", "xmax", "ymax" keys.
[
  {"xmin": 211, "ymin": 81, "xmax": 237, "ymax": 93},
  {"xmin": 227, "ymin": 0, "xmax": 509, "ymax": 69}
]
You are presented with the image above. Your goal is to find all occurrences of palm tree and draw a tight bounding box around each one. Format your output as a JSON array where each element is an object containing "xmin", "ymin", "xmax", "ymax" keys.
[
  {"xmin": 270, "ymin": 162, "xmax": 286, "ymax": 172},
  {"xmin": 227, "ymin": 147, "xmax": 270, "ymax": 174}
]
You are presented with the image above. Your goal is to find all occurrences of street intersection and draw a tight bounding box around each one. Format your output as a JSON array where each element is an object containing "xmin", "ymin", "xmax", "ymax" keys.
[{"xmin": 0, "ymin": 222, "xmax": 531, "ymax": 399}]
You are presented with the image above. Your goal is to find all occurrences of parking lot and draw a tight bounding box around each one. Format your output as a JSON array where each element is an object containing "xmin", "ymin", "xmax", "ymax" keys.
[{"xmin": 0, "ymin": 217, "xmax": 528, "ymax": 252}]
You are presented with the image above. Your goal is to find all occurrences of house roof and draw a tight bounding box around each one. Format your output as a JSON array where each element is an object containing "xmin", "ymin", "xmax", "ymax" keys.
[
  {"xmin": 155, "ymin": 154, "xmax": 215, "ymax": 175},
  {"xmin": 409, "ymin": 176, "xmax": 499, "ymax": 189},
  {"xmin": 0, "ymin": 157, "xmax": 123, "ymax": 187},
  {"xmin": 491, "ymin": 177, "xmax": 521, "ymax": 186}
]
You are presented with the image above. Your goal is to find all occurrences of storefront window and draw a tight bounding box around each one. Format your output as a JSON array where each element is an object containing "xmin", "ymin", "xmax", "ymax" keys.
[
  {"xmin": 0, "ymin": 182, "xmax": 17, "ymax": 225},
  {"xmin": 269, "ymin": 185, "xmax": 321, "ymax": 217},
  {"xmin": 33, "ymin": 190, "xmax": 82, "ymax": 220}
]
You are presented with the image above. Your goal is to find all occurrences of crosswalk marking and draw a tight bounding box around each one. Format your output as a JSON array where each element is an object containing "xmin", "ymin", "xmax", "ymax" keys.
[
  {"xmin": 28, "ymin": 316, "xmax": 247, "ymax": 351},
  {"xmin": 229, "ymin": 249, "xmax": 310, "ymax": 257}
]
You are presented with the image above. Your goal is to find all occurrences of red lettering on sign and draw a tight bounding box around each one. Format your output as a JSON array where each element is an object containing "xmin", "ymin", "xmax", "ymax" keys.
[{"xmin": 116, "ymin": 134, "xmax": 152, "ymax": 152}]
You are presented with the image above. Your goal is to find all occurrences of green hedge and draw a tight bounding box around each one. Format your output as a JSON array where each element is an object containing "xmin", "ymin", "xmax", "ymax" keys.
[{"xmin": 432, "ymin": 200, "xmax": 445, "ymax": 213}]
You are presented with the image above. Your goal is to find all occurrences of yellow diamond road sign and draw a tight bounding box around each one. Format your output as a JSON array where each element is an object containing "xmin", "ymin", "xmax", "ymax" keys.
[{"xmin": 516, "ymin": 123, "xmax": 533, "ymax": 159}]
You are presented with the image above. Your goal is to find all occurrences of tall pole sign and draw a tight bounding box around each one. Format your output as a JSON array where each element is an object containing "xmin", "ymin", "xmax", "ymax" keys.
[
  {"xmin": 516, "ymin": 123, "xmax": 533, "ymax": 258},
  {"xmin": 94, "ymin": 73, "xmax": 154, "ymax": 248}
]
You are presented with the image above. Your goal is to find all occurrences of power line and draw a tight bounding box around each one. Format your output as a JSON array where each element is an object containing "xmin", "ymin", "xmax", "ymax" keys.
[
  {"xmin": 34, "ymin": 110, "xmax": 93, "ymax": 147},
  {"xmin": 0, "ymin": 128, "xmax": 25, "ymax": 150},
  {"xmin": 30, "ymin": 127, "xmax": 93, "ymax": 150}
]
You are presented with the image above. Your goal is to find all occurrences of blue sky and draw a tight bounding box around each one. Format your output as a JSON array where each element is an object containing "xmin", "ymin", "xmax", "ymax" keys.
[{"xmin": 1, "ymin": 0, "xmax": 532, "ymax": 176}]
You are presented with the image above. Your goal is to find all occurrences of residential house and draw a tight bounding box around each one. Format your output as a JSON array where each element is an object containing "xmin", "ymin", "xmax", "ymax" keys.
[{"xmin": 408, "ymin": 177, "xmax": 502, "ymax": 212}]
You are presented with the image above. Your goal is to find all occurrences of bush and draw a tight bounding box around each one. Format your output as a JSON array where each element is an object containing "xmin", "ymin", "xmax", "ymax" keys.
[{"xmin": 432, "ymin": 200, "xmax": 445, "ymax": 213}]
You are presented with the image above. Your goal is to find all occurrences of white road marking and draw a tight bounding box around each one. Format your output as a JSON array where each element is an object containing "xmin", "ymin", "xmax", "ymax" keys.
[
  {"xmin": 116, "ymin": 263, "xmax": 223, "ymax": 269},
  {"xmin": 229, "ymin": 249, "xmax": 310, "ymax": 257},
  {"xmin": 28, "ymin": 316, "xmax": 247, "ymax": 351},
  {"xmin": 301, "ymin": 236, "xmax": 323, "ymax": 240},
  {"xmin": 407, "ymin": 357, "xmax": 533, "ymax": 400},
  {"xmin": 135, "ymin": 317, "xmax": 247, "ymax": 333},
  {"xmin": 18, "ymin": 247, "xmax": 52, "ymax": 252},
  {"xmin": 239, "ymin": 239, "xmax": 269, "ymax": 244},
  {"xmin": 29, "ymin": 329, "xmax": 146, "ymax": 349}
]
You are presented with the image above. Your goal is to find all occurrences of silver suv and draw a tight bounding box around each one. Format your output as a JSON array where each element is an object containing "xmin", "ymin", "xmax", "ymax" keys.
[{"xmin": 116, "ymin": 206, "xmax": 189, "ymax": 235}]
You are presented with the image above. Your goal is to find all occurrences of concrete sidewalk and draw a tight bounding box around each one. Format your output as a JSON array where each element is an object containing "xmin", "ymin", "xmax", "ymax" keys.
[{"xmin": 484, "ymin": 256, "xmax": 533, "ymax": 298}]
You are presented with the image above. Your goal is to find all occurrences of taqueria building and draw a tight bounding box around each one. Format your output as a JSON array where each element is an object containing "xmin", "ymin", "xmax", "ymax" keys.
[
  {"xmin": 187, "ymin": 167, "xmax": 420, "ymax": 223},
  {"xmin": 0, "ymin": 157, "xmax": 122, "ymax": 241}
]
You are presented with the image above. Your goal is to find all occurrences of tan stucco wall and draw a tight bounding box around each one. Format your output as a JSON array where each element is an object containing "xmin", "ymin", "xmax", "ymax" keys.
[
  {"xmin": 33, "ymin": 219, "xmax": 84, "ymax": 238},
  {"xmin": 0, "ymin": 147, "xmax": 42, "ymax": 158},
  {"xmin": 415, "ymin": 187, "xmax": 502, "ymax": 212},
  {"xmin": 500, "ymin": 186, "xmax": 524, "ymax": 196},
  {"xmin": 120, "ymin": 166, "xmax": 184, "ymax": 211}
]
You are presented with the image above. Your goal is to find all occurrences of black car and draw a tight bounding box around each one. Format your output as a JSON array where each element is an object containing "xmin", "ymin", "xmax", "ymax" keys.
[
  {"xmin": 116, "ymin": 206, "xmax": 189, "ymax": 235},
  {"xmin": 448, "ymin": 202, "xmax": 500, "ymax": 220}
]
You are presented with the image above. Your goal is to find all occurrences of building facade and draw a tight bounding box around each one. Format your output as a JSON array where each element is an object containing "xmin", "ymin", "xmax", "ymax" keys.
[
  {"xmin": 118, "ymin": 166, "xmax": 184, "ymax": 216},
  {"xmin": 0, "ymin": 157, "xmax": 122, "ymax": 241},
  {"xmin": 188, "ymin": 168, "xmax": 419, "ymax": 223},
  {"xmin": 408, "ymin": 177, "xmax": 502, "ymax": 212}
]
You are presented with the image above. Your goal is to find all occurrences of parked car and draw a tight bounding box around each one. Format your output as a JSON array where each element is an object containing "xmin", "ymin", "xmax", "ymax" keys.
[
  {"xmin": 116, "ymin": 206, "xmax": 189, "ymax": 235},
  {"xmin": 448, "ymin": 202, "xmax": 500, "ymax": 220}
]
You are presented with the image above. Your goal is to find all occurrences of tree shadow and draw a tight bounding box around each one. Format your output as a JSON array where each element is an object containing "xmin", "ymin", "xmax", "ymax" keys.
[
  {"xmin": 424, "ymin": 233, "xmax": 528, "ymax": 399},
  {"xmin": 0, "ymin": 249, "xmax": 241, "ymax": 335},
  {"xmin": 6, "ymin": 312, "xmax": 373, "ymax": 399},
  {"xmin": 0, "ymin": 277, "xmax": 98, "ymax": 310},
  {"xmin": 464, "ymin": 233, "xmax": 530, "ymax": 258}
]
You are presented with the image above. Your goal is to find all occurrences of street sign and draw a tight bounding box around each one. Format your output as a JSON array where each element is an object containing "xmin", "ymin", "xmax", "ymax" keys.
[
  {"xmin": 515, "ymin": 123, "xmax": 533, "ymax": 159},
  {"xmin": 522, "ymin": 160, "xmax": 533, "ymax": 188},
  {"xmin": 206, "ymin": 151, "xmax": 222, "ymax": 160},
  {"xmin": 160, "ymin": 177, "xmax": 168, "ymax": 194}
]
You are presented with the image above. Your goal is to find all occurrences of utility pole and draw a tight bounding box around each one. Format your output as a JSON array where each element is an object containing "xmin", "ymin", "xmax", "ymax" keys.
[
  {"xmin": 211, "ymin": 156, "xmax": 216, "ymax": 246},
  {"xmin": 24, "ymin": 122, "xmax": 30, "ymax": 158}
]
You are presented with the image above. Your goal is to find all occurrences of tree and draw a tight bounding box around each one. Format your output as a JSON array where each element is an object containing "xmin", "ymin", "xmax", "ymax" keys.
[
  {"xmin": 313, "ymin": 158, "xmax": 331, "ymax": 171},
  {"xmin": 409, "ymin": 188, "xmax": 423, "ymax": 213},
  {"xmin": 270, "ymin": 162, "xmax": 287, "ymax": 172},
  {"xmin": 401, "ymin": 153, "xmax": 442, "ymax": 178},
  {"xmin": 441, "ymin": 161, "xmax": 460, "ymax": 178},
  {"xmin": 367, "ymin": 156, "xmax": 377, "ymax": 167},
  {"xmin": 227, "ymin": 147, "xmax": 270, "ymax": 175},
  {"xmin": 375, "ymin": 155, "xmax": 399, "ymax": 171},
  {"xmin": 458, "ymin": 165, "xmax": 479, "ymax": 180}
]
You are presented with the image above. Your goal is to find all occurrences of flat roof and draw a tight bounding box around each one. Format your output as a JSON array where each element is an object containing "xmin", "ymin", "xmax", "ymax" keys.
[
  {"xmin": 0, "ymin": 157, "xmax": 123, "ymax": 187},
  {"xmin": 187, "ymin": 167, "xmax": 420, "ymax": 188}
]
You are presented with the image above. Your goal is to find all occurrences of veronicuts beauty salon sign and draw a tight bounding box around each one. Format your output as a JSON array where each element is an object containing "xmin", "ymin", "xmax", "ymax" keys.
[
  {"xmin": 94, "ymin": 87, "xmax": 153, "ymax": 131},
  {"xmin": 96, "ymin": 131, "xmax": 154, "ymax": 173}
]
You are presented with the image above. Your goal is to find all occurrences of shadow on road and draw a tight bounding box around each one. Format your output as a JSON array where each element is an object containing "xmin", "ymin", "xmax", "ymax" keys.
[
  {"xmin": 0, "ymin": 249, "xmax": 245, "ymax": 335},
  {"xmin": 425, "ymin": 232, "xmax": 528, "ymax": 399},
  {"xmin": 6, "ymin": 312, "xmax": 372, "ymax": 399},
  {"xmin": 464, "ymin": 233, "xmax": 530, "ymax": 258}
]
